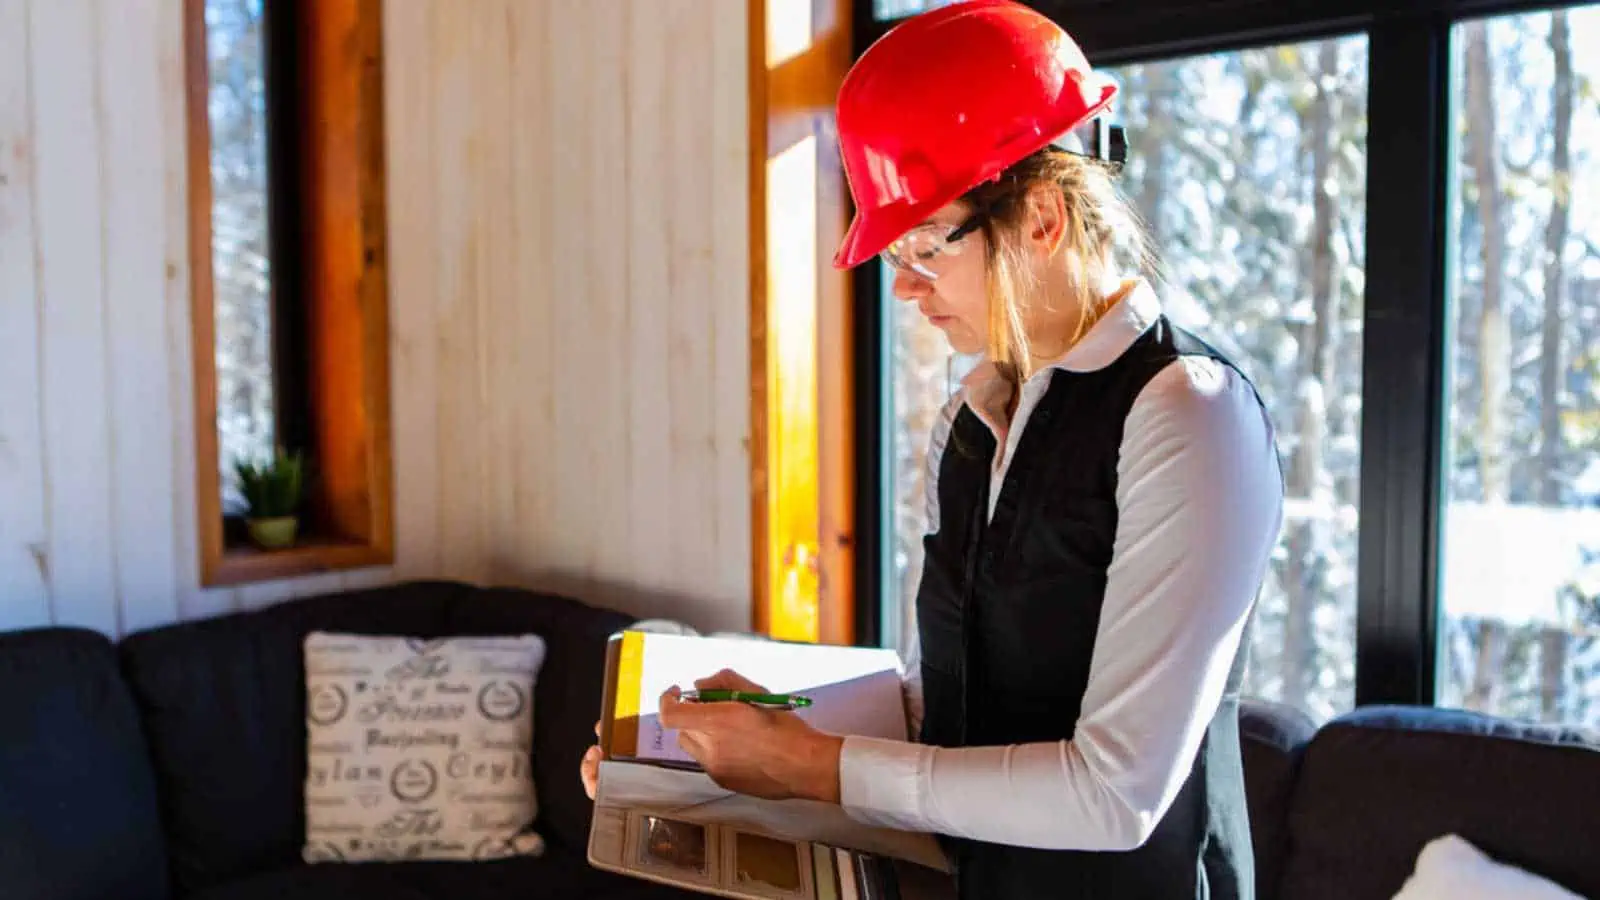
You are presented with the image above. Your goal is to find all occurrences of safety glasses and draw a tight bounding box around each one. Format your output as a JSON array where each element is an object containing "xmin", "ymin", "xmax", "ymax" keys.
[{"xmin": 878, "ymin": 206, "xmax": 990, "ymax": 281}]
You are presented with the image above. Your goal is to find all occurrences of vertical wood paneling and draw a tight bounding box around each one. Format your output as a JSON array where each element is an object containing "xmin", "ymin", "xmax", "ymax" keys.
[
  {"xmin": 0, "ymin": 0, "xmax": 52, "ymax": 631},
  {"xmin": 667, "ymin": 0, "xmax": 727, "ymax": 627},
  {"xmin": 587, "ymin": 2, "xmax": 634, "ymax": 595},
  {"xmin": 7, "ymin": 0, "xmax": 754, "ymax": 639},
  {"xmin": 383, "ymin": 0, "xmax": 441, "ymax": 582},
  {"xmin": 505, "ymin": 0, "xmax": 555, "ymax": 583},
  {"xmin": 31, "ymin": 0, "xmax": 118, "ymax": 635},
  {"xmin": 546, "ymin": 2, "xmax": 593, "ymax": 584},
  {"xmin": 102, "ymin": 0, "xmax": 180, "ymax": 634},
  {"xmin": 479, "ymin": 0, "xmax": 520, "ymax": 587},
  {"xmin": 625, "ymin": 0, "xmax": 674, "ymax": 598},
  {"xmin": 431, "ymin": 1, "xmax": 488, "ymax": 585},
  {"xmin": 712, "ymin": 0, "xmax": 755, "ymax": 624}
]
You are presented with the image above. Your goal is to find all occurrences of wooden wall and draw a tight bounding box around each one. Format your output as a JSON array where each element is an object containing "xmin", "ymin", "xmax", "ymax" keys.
[
  {"xmin": 384, "ymin": 1, "xmax": 753, "ymax": 632},
  {"xmin": 0, "ymin": 0, "xmax": 752, "ymax": 639}
]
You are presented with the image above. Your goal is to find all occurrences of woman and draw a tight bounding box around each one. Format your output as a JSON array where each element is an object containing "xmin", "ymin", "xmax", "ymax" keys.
[{"xmin": 582, "ymin": 3, "xmax": 1283, "ymax": 897}]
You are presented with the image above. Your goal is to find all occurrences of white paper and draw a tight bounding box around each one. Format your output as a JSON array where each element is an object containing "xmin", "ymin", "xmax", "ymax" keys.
[{"xmin": 625, "ymin": 634, "xmax": 910, "ymax": 765}]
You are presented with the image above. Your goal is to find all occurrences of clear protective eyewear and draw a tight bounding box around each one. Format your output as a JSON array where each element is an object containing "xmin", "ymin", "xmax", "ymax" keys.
[{"xmin": 879, "ymin": 212, "xmax": 988, "ymax": 281}]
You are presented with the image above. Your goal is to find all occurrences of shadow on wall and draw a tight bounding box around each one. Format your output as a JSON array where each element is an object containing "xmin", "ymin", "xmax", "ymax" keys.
[{"xmin": 484, "ymin": 555, "xmax": 751, "ymax": 637}]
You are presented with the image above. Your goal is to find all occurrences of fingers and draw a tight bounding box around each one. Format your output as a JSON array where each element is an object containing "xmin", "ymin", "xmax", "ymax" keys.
[
  {"xmin": 692, "ymin": 668, "xmax": 769, "ymax": 694},
  {"xmin": 658, "ymin": 686, "xmax": 713, "ymax": 730},
  {"xmin": 593, "ymin": 719, "xmax": 601, "ymax": 739},
  {"xmin": 580, "ymin": 744, "xmax": 602, "ymax": 800},
  {"xmin": 676, "ymin": 727, "xmax": 712, "ymax": 763},
  {"xmin": 659, "ymin": 684, "xmax": 762, "ymax": 731}
]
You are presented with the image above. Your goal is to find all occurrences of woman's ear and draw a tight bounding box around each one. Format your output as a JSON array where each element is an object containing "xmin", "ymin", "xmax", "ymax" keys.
[{"xmin": 1022, "ymin": 183, "xmax": 1068, "ymax": 258}]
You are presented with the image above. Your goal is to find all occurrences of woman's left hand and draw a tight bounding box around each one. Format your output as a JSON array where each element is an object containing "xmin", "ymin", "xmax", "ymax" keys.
[{"xmin": 658, "ymin": 669, "xmax": 843, "ymax": 803}]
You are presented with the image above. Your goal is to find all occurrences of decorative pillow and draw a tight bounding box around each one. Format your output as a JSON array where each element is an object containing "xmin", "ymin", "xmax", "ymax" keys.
[
  {"xmin": 302, "ymin": 632, "xmax": 548, "ymax": 863},
  {"xmin": 1391, "ymin": 834, "xmax": 1582, "ymax": 900}
]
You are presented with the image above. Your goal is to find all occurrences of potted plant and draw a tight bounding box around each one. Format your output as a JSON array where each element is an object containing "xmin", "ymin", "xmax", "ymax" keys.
[{"xmin": 234, "ymin": 446, "xmax": 306, "ymax": 550}]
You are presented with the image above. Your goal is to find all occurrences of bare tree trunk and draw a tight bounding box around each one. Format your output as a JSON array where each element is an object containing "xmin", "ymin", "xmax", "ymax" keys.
[
  {"xmin": 1539, "ymin": 10, "xmax": 1572, "ymax": 507},
  {"xmin": 1467, "ymin": 619, "xmax": 1507, "ymax": 711},
  {"xmin": 1137, "ymin": 63, "xmax": 1172, "ymax": 253},
  {"xmin": 1539, "ymin": 627, "xmax": 1569, "ymax": 722},
  {"xmin": 1281, "ymin": 40, "xmax": 1339, "ymax": 712},
  {"xmin": 1465, "ymin": 22, "xmax": 1510, "ymax": 503}
]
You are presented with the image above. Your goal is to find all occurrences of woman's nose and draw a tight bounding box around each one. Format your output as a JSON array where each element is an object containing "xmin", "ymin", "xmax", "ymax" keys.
[{"xmin": 891, "ymin": 267, "xmax": 933, "ymax": 301}]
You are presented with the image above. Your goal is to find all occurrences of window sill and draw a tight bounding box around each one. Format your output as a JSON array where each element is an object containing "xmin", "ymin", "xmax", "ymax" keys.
[{"xmin": 206, "ymin": 535, "xmax": 392, "ymax": 587}]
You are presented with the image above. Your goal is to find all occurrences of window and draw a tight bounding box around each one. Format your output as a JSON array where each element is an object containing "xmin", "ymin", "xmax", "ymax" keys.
[
  {"xmin": 186, "ymin": 0, "xmax": 393, "ymax": 585},
  {"xmin": 1438, "ymin": 6, "xmax": 1600, "ymax": 728},
  {"xmin": 870, "ymin": 0, "xmax": 957, "ymax": 19},
  {"xmin": 750, "ymin": 0, "xmax": 857, "ymax": 643},
  {"xmin": 1104, "ymin": 39, "xmax": 1370, "ymax": 721},
  {"xmin": 879, "ymin": 277, "xmax": 978, "ymax": 657},
  {"xmin": 858, "ymin": 0, "xmax": 1600, "ymax": 730},
  {"xmin": 202, "ymin": 0, "xmax": 276, "ymax": 512}
]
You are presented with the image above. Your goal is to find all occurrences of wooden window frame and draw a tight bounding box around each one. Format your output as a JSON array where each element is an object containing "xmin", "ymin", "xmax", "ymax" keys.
[
  {"xmin": 185, "ymin": 0, "xmax": 393, "ymax": 587},
  {"xmin": 749, "ymin": 0, "xmax": 857, "ymax": 644}
]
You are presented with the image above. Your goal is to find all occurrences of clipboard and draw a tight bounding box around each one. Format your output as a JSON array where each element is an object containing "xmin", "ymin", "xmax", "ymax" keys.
[{"xmin": 588, "ymin": 629, "xmax": 957, "ymax": 897}]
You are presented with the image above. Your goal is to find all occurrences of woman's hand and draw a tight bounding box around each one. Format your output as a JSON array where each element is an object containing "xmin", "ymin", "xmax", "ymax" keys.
[
  {"xmin": 659, "ymin": 669, "xmax": 843, "ymax": 803},
  {"xmin": 580, "ymin": 720, "xmax": 602, "ymax": 800}
]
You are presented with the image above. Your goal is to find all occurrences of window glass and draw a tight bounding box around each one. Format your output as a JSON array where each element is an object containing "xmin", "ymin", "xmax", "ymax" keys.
[
  {"xmin": 204, "ymin": 0, "xmax": 276, "ymax": 512},
  {"xmin": 871, "ymin": 0, "xmax": 958, "ymax": 20},
  {"xmin": 1108, "ymin": 37, "xmax": 1370, "ymax": 723},
  {"xmin": 1439, "ymin": 6, "xmax": 1600, "ymax": 728},
  {"xmin": 880, "ymin": 272, "xmax": 977, "ymax": 658}
]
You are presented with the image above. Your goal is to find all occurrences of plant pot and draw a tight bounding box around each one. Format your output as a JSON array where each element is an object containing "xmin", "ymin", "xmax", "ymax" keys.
[{"xmin": 247, "ymin": 516, "xmax": 299, "ymax": 549}]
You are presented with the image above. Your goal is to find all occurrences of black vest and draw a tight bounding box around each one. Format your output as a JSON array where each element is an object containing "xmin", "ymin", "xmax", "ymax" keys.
[{"xmin": 916, "ymin": 316, "xmax": 1270, "ymax": 900}]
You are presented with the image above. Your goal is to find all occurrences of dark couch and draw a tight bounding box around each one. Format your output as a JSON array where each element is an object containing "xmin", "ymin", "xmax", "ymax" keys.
[
  {"xmin": 2, "ymin": 579, "xmax": 1598, "ymax": 900},
  {"xmin": 1, "ymin": 580, "xmax": 700, "ymax": 900}
]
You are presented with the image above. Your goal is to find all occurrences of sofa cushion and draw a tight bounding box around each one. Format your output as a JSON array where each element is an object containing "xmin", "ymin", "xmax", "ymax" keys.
[
  {"xmin": 118, "ymin": 579, "xmax": 634, "ymax": 894},
  {"xmin": 0, "ymin": 627, "xmax": 170, "ymax": 900},
  {"xmin": 1238, "ymin": 698, "xmax": 1316, "ymax": 900},
  {"xmin": 301, "ymin": 631, "xmax": 548, "ymax": 863},
  {"xmin": 1278, "ymin": 705, "xmax": 1600, "ymax": 900},
  {"xmin": 1393, "ymin": 833, "xmax": 1585, "ymax": 900},
  {"xmin": 186, "ymin": 848, "xmax": 703, "ymax": 900}
]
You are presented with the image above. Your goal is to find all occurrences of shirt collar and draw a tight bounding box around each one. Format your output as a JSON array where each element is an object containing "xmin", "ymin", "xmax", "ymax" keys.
[{"xmin": 958, "ymin": 278, "xmax": 1163, "ymax": 433}]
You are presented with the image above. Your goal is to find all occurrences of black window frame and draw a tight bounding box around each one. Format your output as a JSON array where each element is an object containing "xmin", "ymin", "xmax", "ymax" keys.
[{"xmin": 850, "ymin": 0, "xmax": 1591, "ymax": 710}]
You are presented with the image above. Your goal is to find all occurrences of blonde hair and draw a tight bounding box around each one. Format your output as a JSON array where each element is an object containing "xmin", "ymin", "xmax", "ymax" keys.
[{"xmin": 961, "ymin": 147, "xmax": 1154, "ymax": 385}]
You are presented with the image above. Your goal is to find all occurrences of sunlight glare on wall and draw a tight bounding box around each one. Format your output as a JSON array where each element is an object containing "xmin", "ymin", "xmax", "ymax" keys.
[
  {"xmin": 767, "ymin": 0, "xmax": 814, "ymax": 68},
  {"xmin": 765, "ymin": 134, "xmax": 820, "ymax": 643}
]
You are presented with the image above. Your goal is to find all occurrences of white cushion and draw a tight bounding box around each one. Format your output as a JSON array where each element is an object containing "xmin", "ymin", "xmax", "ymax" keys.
[
  {"xmin": 302, "ymin": 632, "xmax": 547, "ymax": 863},
  {"xmin": 628, "ymin": 618, "xmax": 701, "ymax": 636},
  {"xmin": 1392, "ymin": 834, "xmax": 1582, "ymax": 900}
]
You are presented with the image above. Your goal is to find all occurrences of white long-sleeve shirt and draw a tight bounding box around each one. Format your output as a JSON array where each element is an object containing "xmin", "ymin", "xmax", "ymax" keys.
[{"xmin": 838, "ymin": 279, "xmax": 1285, "ymax": 852}]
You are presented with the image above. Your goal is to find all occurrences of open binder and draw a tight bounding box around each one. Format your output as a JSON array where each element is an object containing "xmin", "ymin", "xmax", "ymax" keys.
[{"xmin": 588, "ymin": 630, "xmax": 956, "ymax": 900}]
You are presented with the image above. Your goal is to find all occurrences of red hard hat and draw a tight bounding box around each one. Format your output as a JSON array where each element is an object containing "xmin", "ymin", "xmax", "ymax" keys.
[{"xmin": 831, "ymin": 0, "xmax": 1118, "ymax": 269}]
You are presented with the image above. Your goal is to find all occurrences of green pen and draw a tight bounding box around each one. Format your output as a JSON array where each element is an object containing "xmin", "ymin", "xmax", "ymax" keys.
[{"xmin": 680, "ymin": 689, "xmax": 813, "ymax": 710}]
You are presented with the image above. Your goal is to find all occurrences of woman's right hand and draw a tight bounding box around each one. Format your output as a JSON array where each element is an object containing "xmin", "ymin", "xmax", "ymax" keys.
[{"xmin": 580, "ymin": 720, "xmax": 602, "ymax": 800}]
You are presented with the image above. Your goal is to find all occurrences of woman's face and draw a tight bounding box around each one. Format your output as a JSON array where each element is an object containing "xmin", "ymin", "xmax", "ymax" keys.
[
  {"xmin": 886, "ymin": 184, "xmax": 1073, "ymax": 359},
  {"xmin": 886, "ymin": 201, "xmax": 992, "ymax": 356}
]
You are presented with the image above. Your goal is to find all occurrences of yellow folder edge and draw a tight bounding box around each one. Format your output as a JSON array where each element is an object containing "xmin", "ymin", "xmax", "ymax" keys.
[{"xmin": 610, "ymin": 630, "xmax": 645, "ymax": 757}]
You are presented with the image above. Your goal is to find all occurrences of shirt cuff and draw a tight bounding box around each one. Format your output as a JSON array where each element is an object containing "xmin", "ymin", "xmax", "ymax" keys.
[{"xmin": 837, "ymin": 735, "xmax": 933, "ymax": 831}]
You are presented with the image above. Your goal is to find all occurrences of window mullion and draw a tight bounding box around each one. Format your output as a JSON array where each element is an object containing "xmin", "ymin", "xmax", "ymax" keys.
[{"xmin": 1354, "ymin": 13, "xmax": 1454, "ymax": 707}]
